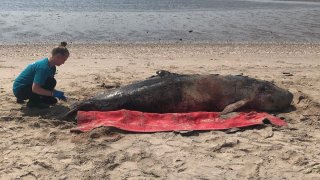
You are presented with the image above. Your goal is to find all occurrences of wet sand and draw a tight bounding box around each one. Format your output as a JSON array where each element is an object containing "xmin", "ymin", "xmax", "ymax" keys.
[{"xmin": 0, "ymin": 43, "xmax": 320, "ymax": 179}]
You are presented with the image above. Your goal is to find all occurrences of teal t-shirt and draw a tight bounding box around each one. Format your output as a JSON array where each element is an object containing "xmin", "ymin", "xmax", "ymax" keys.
[{"xmin": 13, "ymin": 58, "xmax": 56, "ymax": 95}]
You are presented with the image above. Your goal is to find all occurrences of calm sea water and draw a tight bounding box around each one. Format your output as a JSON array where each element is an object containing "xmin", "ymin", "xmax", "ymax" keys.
[{"xmin": 0, "ymin": 0, "xmax": 320, "ymax": 43}]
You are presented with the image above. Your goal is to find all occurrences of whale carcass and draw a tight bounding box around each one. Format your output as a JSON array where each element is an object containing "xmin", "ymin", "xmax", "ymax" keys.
[{"xmin": 64, "ymin": 71, "xmax": 293, "ymax": 119}]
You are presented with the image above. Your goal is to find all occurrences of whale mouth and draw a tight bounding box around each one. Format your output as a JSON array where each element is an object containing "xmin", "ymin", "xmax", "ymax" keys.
[{"xmin": 276, "ymin": 91, "xmax": 294, "ymax": 110}]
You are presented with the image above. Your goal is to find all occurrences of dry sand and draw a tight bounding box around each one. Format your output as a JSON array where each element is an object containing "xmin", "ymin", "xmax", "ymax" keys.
[{"xmin": 0, "ymin": 43, "xmax": 320, "ymax": 179}]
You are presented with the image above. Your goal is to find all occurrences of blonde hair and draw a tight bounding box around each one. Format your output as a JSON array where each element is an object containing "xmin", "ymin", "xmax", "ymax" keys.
[{"xmin": 52, "ymin": 42, "xmax": 69, "ymax": 56}]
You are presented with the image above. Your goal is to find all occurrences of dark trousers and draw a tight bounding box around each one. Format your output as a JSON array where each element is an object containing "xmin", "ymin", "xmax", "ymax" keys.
[{"xmin": 15, "ymin": 77, "xmax": 56, "ymax": 103}]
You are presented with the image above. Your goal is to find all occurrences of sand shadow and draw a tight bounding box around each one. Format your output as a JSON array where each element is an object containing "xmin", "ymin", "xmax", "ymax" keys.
[
  {"xmin": 71, "ymin": 123, "xmax": 273, "ymax": 136},
  {"xmin": 172, "ymin": 124, "xmax": 273, "ymax": 137},
  {"xmin": 21, "ymin": 104, "xmax": 71, "ymax": 121}
]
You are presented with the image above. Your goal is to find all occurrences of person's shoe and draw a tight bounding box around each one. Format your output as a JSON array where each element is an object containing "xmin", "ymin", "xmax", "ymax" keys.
[
  {"xmin": 26, "ymin": 101, "xmax": 49, "ymax": 109},
  {"xmin": 42, "ymin": 97, "xmax": 58, "ymax": 106},
  {"xmin": 16, "ymin": 99, "xmax": 25, "ymax": 104}
]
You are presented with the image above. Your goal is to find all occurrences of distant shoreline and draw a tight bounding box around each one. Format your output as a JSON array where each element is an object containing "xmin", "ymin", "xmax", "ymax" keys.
[{"xmin": 1, "ymin": 41, "xmax": 320, "ymax": 47}]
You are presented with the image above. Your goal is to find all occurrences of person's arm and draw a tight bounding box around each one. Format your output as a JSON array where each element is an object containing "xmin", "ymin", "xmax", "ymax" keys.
[
  {"xmin": 32, "ymin": 83, "xmax": 53, "ymax": 96},
  {"xmin": 32, "ymin": 68, "xmax": 67, "ymax": 101},
  {"xmin": 32, "ymin": 83, "xmax": 66, "ymax": 101},
  {"xmin": 32, "ymin": 68, "xmax": 53, "ymax": 96}
]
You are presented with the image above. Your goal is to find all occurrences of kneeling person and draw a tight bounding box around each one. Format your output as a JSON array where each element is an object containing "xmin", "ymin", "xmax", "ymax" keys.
[{"xmin": 13, "ymin": 42, "xmax": 69, "ymax": 108}]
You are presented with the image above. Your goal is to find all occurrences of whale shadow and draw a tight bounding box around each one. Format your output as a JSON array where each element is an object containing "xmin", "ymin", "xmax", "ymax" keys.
[
  {"xmin": 272, "ymin": 105, "xmax": 297, "ymax": 115},
  {"xmin": 21, "ymin": 104, "xmax": 72, "ymax": 121}
]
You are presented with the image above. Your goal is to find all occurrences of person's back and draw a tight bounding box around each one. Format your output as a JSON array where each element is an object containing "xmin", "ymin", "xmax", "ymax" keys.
[{"xmin": 13, "ymin": 58, "xmax": 56, "ymax": 96}]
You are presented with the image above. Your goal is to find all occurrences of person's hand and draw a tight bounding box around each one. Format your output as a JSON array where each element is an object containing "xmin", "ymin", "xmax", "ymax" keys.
[{"xmin": 53, "ymin": 90, "xmax": 67, "ymax": 101}]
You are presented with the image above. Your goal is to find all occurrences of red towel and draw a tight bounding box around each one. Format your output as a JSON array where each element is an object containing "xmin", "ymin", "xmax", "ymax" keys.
[{"xmin": 72, "ymin": 109, "xmax": 287, "ymax": 132}]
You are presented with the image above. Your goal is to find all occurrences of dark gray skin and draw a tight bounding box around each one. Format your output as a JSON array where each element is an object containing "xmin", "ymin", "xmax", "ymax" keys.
[{"xmin": 63, "ymin": 71, "xmax": 293, "ymax": 119}]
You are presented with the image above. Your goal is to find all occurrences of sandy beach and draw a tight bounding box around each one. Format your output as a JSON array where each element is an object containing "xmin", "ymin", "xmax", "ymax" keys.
[{"xmin": 0, "ymin": 43, "xmax": 320, "ymax": 179}]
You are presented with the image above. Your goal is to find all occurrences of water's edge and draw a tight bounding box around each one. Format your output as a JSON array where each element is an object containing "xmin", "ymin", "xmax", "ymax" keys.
[{"xmin": 1, "ymin": 0, "xmax": 320, "ymax": 44}]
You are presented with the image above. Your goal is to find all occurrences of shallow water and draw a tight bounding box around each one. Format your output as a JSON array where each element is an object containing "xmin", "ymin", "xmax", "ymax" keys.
[{"xmin": 0, "ymin": 0, "xmax": 320, "ymax": 43}]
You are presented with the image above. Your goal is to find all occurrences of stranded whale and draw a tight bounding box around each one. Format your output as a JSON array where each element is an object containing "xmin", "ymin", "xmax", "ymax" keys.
[{"xmin": 63, "ymin": 71, "xmax": 293, "ymax": 119}]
